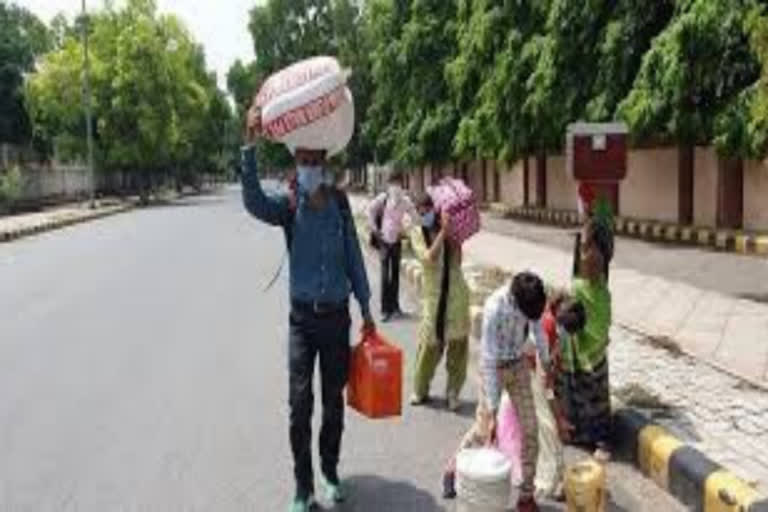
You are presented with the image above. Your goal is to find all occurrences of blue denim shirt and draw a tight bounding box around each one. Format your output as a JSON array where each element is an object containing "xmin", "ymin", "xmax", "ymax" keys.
[{"xmin": 240, "ymin": 146, "xmax": 371, "ymax": 317}]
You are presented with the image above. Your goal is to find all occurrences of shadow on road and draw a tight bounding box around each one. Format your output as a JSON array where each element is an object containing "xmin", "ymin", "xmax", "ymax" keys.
[
  {"xmin": 332, "ymin": 473, "xmax": 632, "ymax": 512},
  {"xmin": 334, "ymin": 475, "xmax": 444, "ymax": 511}
]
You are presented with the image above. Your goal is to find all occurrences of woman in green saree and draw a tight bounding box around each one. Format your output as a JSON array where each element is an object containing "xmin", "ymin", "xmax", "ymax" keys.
[{"xmin": 557, "ymin": 215, "xmax": 614, "ymax": 460}]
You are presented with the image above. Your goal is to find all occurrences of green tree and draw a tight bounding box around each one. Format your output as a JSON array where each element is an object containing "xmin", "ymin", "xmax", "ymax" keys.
[
  {"xmin": 364, "ymin": 0, "xmax": 458, "ymax": 166},
  {"xmin": 618, "ymin": 0, "xmax": 759, "ymax": 146},
  {"xmin": 447, "ymin": 0, "xmax": 550, "ymax": 161},
  {"xmin": 227, "ymin": 59, "xmax": 259, "ymax": 114},
  {"xmin": 362, "ymin": 0, "xmax": 411, "ymax": 163},
  {"xmin": 617, "ymin": 0, "xmax": 759, "ymax": 222},
  {"xmin": 586, "ymin": 0, "xmax": 675, "ymax": 121},
  {"xmin": 25, "ymin": 0, "xmax": 231, "ymax": 200},
  {"xmin": 717, "ymin": 3, "xmax": 768, "ymax": 158},
  {"xmin": 331, "ymin": 0, "xmax": 374, "ymax": 171},
  {"xmin": 523, "ymin": 0, "xmax": 615, "ymax": 155},
  {"xmin": 0, "ymin": 2, "xmax": 51, "ymax": 155}
]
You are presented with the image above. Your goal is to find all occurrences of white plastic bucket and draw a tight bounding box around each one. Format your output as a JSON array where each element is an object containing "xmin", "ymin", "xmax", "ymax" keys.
[{"xmin": 455, "ymin": 448, "xmax": 513, "ymax": 512}]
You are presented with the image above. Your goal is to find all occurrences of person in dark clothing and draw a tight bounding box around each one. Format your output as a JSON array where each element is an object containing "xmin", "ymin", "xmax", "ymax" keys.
[
  {"xmin": 367, "ymin": 171, "xmax": 418, "ymax": 321},
  {"xmin": 242, "ymin": 103, "xmax": 375, "ymax": 512}
]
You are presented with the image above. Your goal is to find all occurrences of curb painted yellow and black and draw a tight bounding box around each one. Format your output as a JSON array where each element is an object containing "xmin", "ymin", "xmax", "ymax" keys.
[
  {"xmin": 506, "ymin": 206, "xmax": 768, "ymax": 257},
  {"xmin": 614, "ymin": 409, "xmax": 768, "ymax": 512},
  {"xmin": 0, "ymin": 203, "xmax": 134, "ymax": 244}
]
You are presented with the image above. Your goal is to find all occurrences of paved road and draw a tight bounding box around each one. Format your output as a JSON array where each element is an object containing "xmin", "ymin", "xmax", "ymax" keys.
[
  {"xmin": 0, "ymin": 187, "xmax": 683, "ymax": 510},
  {"xmin": 482, "ymin": 214, "xmax": 768, "ymax": 303}
]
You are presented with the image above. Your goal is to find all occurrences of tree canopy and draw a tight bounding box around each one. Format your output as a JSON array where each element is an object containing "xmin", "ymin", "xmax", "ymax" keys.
[
  {"xmin": 24, "ymin": 0, "xmax": 232, "ymax": 194},
  {"xmin": 618, "ymin": 0, "xmax": 760, "ymax": 149},
  {"xmin": 11, "ymin": 0, "xmax": 768, "ymax": 186},
  {"xmin": 220, "ymin": 0, "xmax": 768, "ymax": 170},
  {"xmin": 0, "ymin": 1, "xmax": 51, "ymax": 148}
]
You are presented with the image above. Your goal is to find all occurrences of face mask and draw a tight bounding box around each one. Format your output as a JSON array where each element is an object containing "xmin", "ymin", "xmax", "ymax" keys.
[
  {"xmin": 421, "ymin": 211, "xmax": 436, "ymax": 228},
  {"xmin": 388, "ymin": 184, "xmax": 402, "ymax": 198},
  {"xmin": 297, "ymin": 165, "xmax": 323, "ymax": 195}
]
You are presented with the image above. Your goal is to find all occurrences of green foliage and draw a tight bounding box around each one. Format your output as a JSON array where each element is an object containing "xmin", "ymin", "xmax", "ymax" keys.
[
  {"xmin": 0, "ymin": 165, "xmax": 23, "ymax": 205},
  {"xmin": 19, "ymin": 0, "xmax": 768, "ymax": 182},
  {"xmin": 586, "ymin": 0, "xmax": 675, "ymax": 121},
  {"xmin": 0, "ymin": 2, "xmax": 51, "ymax": 146},
  {"xmin": 358, "ymin": 0, "xmax": 766, "ymax": 164},
  {"xmin": 365, "ymin": 0, "xmax": 458, "ymax": 165},
  {"xmin": 522, "ymin": 0, "xmax": 626, "ymax": 154},
  {"xmin": 618, "ymin": 0, "xmax": 760, "ymax": 148},
  {"xmin": 24, "ymin": 0, "xmax": 232, "ymax": 191},
  {"xmin": 732, "ymin": 4, "xmax": 768, "ymax": 157}
]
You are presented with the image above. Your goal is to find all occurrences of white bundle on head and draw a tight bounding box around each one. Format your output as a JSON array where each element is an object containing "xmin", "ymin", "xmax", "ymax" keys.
[{"xmin": 256, "ymin": 56, "xmax": 354, "ymax": 157}]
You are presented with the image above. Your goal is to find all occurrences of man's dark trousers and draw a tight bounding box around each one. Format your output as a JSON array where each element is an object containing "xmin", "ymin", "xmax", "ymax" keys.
[
  {"xmin": 289, "ymin": 303, "xmax": 351, "ymax": 499},
  {"xmin": 379, "ymin": 240, "xmax": 402, "ymax": 315}
]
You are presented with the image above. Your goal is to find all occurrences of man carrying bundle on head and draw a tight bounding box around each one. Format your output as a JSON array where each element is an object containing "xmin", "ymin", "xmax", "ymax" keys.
[{"xmin": 240, "ymin": 57, "xmax": 375, "ymax": 512}]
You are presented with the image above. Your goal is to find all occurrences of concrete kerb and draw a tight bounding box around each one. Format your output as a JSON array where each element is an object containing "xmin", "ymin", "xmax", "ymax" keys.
[
  {"xmin": 356, "ymin": 220, "xmax": 768, "ymax": 510},
  {"xmin": 715, "ymin": 230, "xmax": 735, "ymax": 251},
  {"xmin": 756, "ymin": 236, "xmax": 768, "ymax": 255},
  {"xmin": 508, "ymin": 207, "xmax": 768, "ymax": 256},
  {"xmin": 614, "ymin": 409, "xmax": 768, "ymax": 512},
  {"xmin": 0, "ymin": 203, "xmax": 134, "ymax": 244}
]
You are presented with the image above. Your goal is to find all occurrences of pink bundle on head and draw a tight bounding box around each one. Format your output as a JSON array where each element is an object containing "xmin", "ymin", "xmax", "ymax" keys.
[{"xmin": 427, "ymin": 177, "xmax": 481, "ymax": 245}]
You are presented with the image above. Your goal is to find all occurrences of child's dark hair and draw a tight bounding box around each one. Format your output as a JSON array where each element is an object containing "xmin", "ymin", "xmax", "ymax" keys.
[
  {"xmin": 556, "ymin": 299, "xmax": 586, "ymax": 334},
  {"xmin": 415, "ymin": 193, "xmax": 433, "ymax": 210},
  {"xmin": 511, "ymin": 271, "xmax": 546, "ymax": 321}
]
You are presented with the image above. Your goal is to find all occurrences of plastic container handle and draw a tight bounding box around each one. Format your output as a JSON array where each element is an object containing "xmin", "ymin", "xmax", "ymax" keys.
[{"xmin": 361, "ymin": 329, "xmax": 382, "ymax": 346}]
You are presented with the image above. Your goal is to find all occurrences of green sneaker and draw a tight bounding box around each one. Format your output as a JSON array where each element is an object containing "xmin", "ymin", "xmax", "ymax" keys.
[
  {"xmin": 321, "ymin": 474, "xmax": 347, "ymax": 503},
  {"xmin": 288, "ymin": 494, "xmax": 314, "ymax": 512}
]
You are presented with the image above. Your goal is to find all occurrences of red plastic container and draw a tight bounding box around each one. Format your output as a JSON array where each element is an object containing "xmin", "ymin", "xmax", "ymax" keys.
[{"xmin": 347, "ymin": 330, "xmax": 402, "ymax": 418}]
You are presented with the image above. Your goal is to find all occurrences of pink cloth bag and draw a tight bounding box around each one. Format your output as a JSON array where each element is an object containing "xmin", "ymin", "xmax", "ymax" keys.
[
  {"xmin": 428, "ymin": 178, "xmax": 480, "ymax": 245},
  {"xmin": 496, "ymin": 393, "xmax": 524, "ymax": 485}
]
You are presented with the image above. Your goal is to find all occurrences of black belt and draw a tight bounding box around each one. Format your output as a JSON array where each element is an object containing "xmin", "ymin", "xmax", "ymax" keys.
[{"xmin": 291, "ymin": 299, "xmax": 348, "ymax": 315}]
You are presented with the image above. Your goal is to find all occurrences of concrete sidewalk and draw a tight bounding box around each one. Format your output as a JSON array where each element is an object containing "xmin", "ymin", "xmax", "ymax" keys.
[
  {"xmin": 0, "ymin": 199, "xmax": 134, "ymax": 243},
  {"xmin": 463, "ymin": 230, "xmax": 768, "ymax": 387},
  {"xmin": 351, "ymin": 194, "xmax": 768, "ymax": 388}
]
